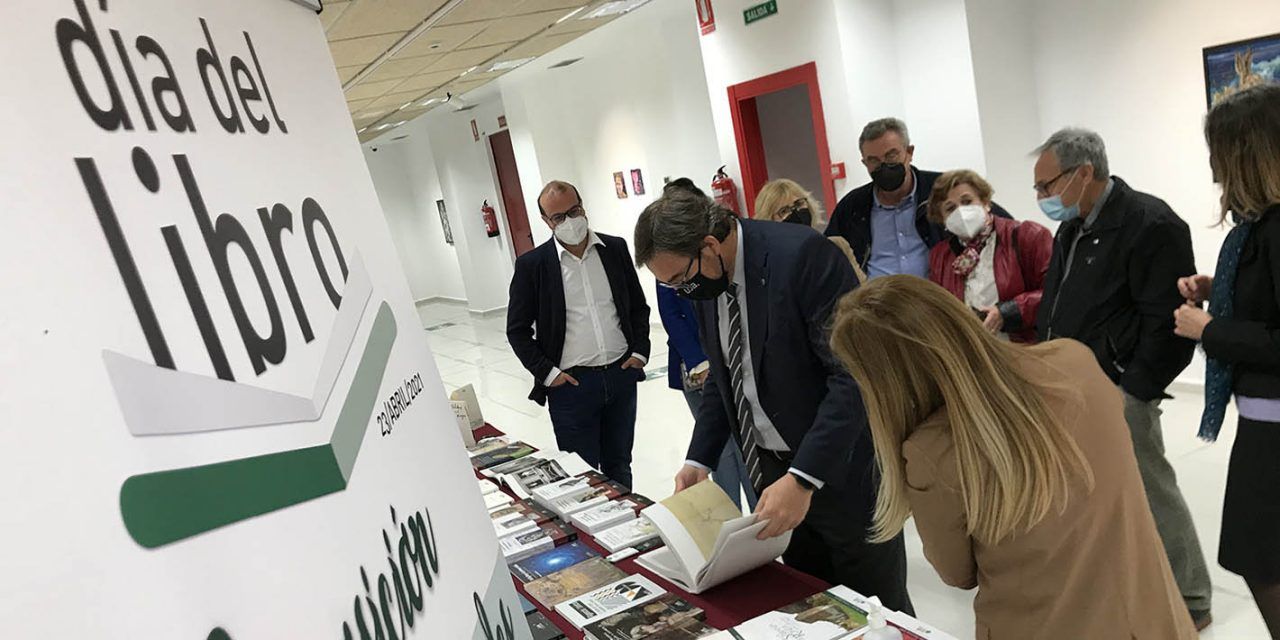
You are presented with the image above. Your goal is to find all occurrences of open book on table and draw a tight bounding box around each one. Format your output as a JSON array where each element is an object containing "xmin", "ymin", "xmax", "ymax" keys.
[{"xmin": 635, "ymin": 479, "xmax": 790, "ymax": 594}]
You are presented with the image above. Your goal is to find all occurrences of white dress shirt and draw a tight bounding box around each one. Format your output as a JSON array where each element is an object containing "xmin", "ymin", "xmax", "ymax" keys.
[
  {"xmin": 545, "ymin": 232, "xmax": 645, "ymax": 385},
  {"xmin": 687, "ymin": 228, "xmax": 826, "ymax": 489},
  {"xmin": 964, "ymin": 235, "xmax": 1008, "ymax": 341}
]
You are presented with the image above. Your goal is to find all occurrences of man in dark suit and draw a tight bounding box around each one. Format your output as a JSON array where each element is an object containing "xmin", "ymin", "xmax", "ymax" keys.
[
  {"xmin": 506, "ymin": 180, "xmax": 650, "ymax": 488},
  {"xmin": 826, "ymin": 117, "xmax": 1010, "ymax": 277},
  {"xmin": 634, "ymin": 191, "xmax": 912, "ymax": 613}
]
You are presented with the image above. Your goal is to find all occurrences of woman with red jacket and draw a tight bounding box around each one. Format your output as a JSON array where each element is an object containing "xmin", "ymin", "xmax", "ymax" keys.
[{"xmin": 927, "ymin": 170, "xmax": 1053, "ymax": 343}]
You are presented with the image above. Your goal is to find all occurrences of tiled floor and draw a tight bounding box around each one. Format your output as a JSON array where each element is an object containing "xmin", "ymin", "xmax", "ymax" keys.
[{"xmin": 416, "ymin": 300, "xmax": 1270, "ymax": 639}]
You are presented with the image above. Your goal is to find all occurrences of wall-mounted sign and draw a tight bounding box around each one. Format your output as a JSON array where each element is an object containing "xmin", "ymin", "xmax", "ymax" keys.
[
  {"xmin": 497, "ymin": 114, "xmax": 507, "ymax": 128},
  {"xmin": 743, "ymin": 0, "xmax": 778, "ymax": 25},
  {"xmin": 0, "ymin": 0, "xmax": 532, "ymax": 637},
  {"xmin": 831, "ymin": 162, "xmax": 846, "ymax": 180},
  {"xmin": 696, "ymin": 0, "xmax": 715, "ymax": 35}
]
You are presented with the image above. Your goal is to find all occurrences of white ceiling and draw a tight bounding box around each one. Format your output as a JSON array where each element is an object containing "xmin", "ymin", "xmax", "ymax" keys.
[{"xmin": 323, "ymin": 0, "xmax": 647, "ymax": 142}]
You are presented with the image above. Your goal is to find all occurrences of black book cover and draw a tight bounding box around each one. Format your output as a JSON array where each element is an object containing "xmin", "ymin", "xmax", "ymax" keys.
[{"xmin": 526, "ymin": 611, "xmax": 566, "ymax": 640}]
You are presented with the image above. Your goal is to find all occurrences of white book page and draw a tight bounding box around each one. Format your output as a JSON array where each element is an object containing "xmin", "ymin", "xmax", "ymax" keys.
[
  {"xmin": 692, "ymin": 519, "xmax": 790, "ymax": 593},
  {"xmin": 641, "ymin": 503, "xmax": 704, "ymax": 578},
  {"xmin": 634, "ymin": 547, "xmax": 694, "ymax": 592}
]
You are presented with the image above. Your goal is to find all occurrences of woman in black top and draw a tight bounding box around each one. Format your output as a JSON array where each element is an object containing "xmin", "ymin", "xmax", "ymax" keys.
[{"xmin": 1174, "ymin": 83, "xmax": 1280, "ymax": 637}]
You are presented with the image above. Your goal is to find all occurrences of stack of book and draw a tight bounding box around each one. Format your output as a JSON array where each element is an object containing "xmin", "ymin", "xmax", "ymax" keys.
[
  {"xmin": 594, "ymin": 516, "xmax": 662, "ymax": 553},
  {"xmin": 582, "ymin": 593, "xmax": 717, "ymax": 640},
  {"xmin": 498, "ymin": 520, "xmax": 577, "ymax": 564},
  {"xmin": 704, "ymin": 586, "xmax": 959, "ymax": 640}
]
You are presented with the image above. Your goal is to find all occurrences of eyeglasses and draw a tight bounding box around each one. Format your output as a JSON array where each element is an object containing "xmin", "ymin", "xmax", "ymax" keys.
[
  {"xmin": 658, "ymin": 253, "xmax": 700, "ymax": 294},
  {"xmin": 777, "ymin": 197, "xmax": 808, "ymax": 218},
  {"xmin": 547, "ymin": 205, "xmax": 585, "ymax": 225},
  {"xmin": 862, "ymin": 149, "xmax": 905, "ymax": 171},
  {"xmin": 1033, "ymin": 167, "xmax": 1078, "ymax": 197}
]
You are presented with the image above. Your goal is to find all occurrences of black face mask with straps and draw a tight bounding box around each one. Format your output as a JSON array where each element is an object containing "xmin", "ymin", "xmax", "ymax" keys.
[{"xmin": 674, "ymin": 253, "xmax": 730, "ymax": 301}]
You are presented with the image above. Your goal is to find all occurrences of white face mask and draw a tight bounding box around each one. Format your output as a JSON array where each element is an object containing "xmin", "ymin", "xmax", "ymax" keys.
[
  {"xmin": 553, "ymin": 215, "xmax": 589, "ymax": 245},
  {"xmin": 945, "ymin": 204, "xmax": 988, "ymax": 240}
]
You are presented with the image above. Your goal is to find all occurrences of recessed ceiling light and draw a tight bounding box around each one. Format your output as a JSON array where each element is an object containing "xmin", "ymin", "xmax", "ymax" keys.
[
  {"xmin": 488, "ymin": 57, "xmax": 536, "ymax": 72},
  {"xmin": 556, "ymin": 5, "xmax": 587, "ymax": 23},
  {"xmin": 581, "ymin": 0, "xmax": 651, "ymax": 20},
  {"xmin": 358, "ymin": 126, "xmax": 368, "ymax": 133},
  {"xmin": 419, "ymin": 97, "xmax": 444, "ymax": 107},
  {"xmin": 399, "ymin": 101, "xmax": 413, "ymax": 110}
]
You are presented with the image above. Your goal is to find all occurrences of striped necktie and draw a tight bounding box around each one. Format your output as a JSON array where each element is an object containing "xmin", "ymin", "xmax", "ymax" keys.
[{"xmin": 725, "ymin": 283, "xmax": 764, "ymax": 491}]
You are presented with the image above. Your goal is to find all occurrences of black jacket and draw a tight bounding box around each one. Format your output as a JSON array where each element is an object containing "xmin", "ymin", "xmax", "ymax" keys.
[
  {"xmin": 1202, "ymin": 205, "xmax": 1280, "ymax": 399},
  {"xmin": 824, "ymin": 167, "xmax": 1011, "ymax": 270},
  {"xmin": 1037, "ymin": 177, "xmax": 1197, "ymax": 401},
  {"xmin": 506, "ymin": 234, "xmax": 651, "ymax": 405},
  {"xmin": 690, "ymin": 219, "xmax": 871, "ymax": 491}
]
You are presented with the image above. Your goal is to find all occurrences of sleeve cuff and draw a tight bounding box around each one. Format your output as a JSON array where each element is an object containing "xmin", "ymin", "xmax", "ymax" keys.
[
  {"xmin": 631, "ymin": 353, "xmax": 648, "ymax": 365},
  {"xmin": 997, "ymin": 299, "xmax": 1023, "ymax": 332},
  {"xmin": 788, "ymin": 467, "xmax": 825, "ymax": 490},
  {"xmin": 543, "ymin": 367, "xmax": 562, "ymax": 387},
  {"xmin": 690, "ymin": 361, "xmax": 710, "ymax": 375},
  {"xmin": 684, "ymin": 459, "xmax": 712, "ymax": 472}
]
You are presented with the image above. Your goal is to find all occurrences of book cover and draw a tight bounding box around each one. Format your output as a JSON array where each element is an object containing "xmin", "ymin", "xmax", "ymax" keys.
[
  {"xmin": 472, "ymin": 442, "xmax": 536, "ymax": 470},
  {"xmin": 510, "ymin": 459, "xmax": 572, "ymax": 494},
  {"xmin": 467, "ymin": 436, "xmax": 510, "ymax": 457},
  {"xmin": 494, "ymin": 515, "xmax": 539, "ymax": 538},
  {"xmin": 624, "ymin": 493, "xmax": 655, "ymax": 511},
  {"xmin": 533, "ymin": 475, "xmax": 595, "ymax": 503},
  {"xmin": 478, "ymin": 479, "xmax": 500, "ymax": 494},
  {"xmin": 526, "ymin": 611, "xmax": 566, "ymax": 640},
  {"xmin": 570, "ymin": 500, "xmax": 637, "ymax": 533},
  {"xmin": 579, "ymin": 470, "xmax": 609, "ymax": 486},
  {"xmin": 484, "ymin": 453, "xmax": 553, "ymax": 478},
  {"xmin": 483, "ymin": 490, "xmax": 514, "ymax": 510},
  {"xmin": 595, "ymin": 517, "xmax": 660, "ymax": 552},
  {"xmin": 555, "ymin": 574, "xmax": 667, "ymax": 629},
  {"xmin": 523, "ymin": 557, "xmax": 627, "ymax": 608},
  {"xmin": 550, "ymin": 483, "xmax": 625, "ymax": 516},
  {"xmin": 510, "ymin": 540, "xmax": 602, "ymax": 583},
  {"xmin": 541, "ymin": 519, "xmax": 578, "ymax": 546},
  {"xmin": 727, "ymin": 589, "xmax": 868, "ymax": 640},
  {"xmin": 499, "ymin": 527, "xmax": 556, "ymax": 564},
  {"xmin": 582, "ymin": 593, "xmax": 710, "ymax": 640}
]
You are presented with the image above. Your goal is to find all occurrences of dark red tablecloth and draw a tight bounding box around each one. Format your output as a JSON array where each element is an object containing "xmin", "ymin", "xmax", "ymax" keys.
[{"xmin": 473, "ymin": 424, "xmax": 829, "ymax": 639}]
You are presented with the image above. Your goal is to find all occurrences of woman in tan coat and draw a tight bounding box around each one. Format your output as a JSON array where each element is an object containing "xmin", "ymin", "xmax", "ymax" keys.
[{"xmin": 830, "ymin": 275, "xmax": 1195, "ymax": 639}]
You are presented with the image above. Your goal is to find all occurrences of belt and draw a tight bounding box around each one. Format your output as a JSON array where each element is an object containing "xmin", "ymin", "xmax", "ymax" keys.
[{"xmin": 565, "ymin": 354, "xmax": 630, "ymax": 376}]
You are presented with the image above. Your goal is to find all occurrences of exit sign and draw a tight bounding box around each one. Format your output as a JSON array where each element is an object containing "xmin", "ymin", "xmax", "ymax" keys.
[{"xmin": 743, "ymin": 0, "xmax": 777, "ymax": 25}]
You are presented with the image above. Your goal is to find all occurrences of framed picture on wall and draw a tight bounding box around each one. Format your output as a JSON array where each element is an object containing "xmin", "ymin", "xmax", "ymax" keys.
[
  {"xmin": 1203, "ymin": 32, "xmax": 1280, "ymax": 108},
  {"xmin": 613, "ymin": 171, "xmax": 628, "ymax": 199},
  {"xmin": 630, "ymin": 169, "xmax": 645, "ymax": 196},
  {"xmin": 436, "ymin": 199, "xmax": 454, "ymax": 245}
]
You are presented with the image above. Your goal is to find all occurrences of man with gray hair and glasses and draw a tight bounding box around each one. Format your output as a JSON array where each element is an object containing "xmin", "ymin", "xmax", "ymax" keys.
[{"xmin": 1033, "ymin": 127, "xmax": 1212, "ymax": 630}]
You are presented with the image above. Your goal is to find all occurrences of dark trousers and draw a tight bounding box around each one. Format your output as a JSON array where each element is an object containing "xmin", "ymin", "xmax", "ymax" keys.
[
  {"xmin": 546, "ymin": 363, "xmax": 639, "ymax": 488},
  {"xmin": 758, "ymin": 451, "xmax": 913, "ymax": 615}
]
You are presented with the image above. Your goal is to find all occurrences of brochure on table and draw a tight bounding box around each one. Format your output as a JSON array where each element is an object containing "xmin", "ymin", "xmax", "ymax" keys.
[{"xmin": 636, "ymin": 480, "xmax": 790, "ymax": 594}]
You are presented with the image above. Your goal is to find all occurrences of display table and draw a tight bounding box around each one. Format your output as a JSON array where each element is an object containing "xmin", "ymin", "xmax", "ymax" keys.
[{"xmin": 473, "ymin": 424, "xmax": 830, "ymax": 639}]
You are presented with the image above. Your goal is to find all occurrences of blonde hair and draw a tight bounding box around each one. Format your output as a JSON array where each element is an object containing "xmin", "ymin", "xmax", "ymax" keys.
[
  {"xmin": 829, "ymin": 276, "xmax": 1093, "ymax": 544},
  {"xmin": 753, "ymin": 179, "xmax": 824, "ymax": 229},
  {"xmin": 1205, "ymin": 84, "xmax": 1280, "ymax": 223},
  {"xmin": 927, "ymin": 170, "xmax": 993, "ymax": 224}
]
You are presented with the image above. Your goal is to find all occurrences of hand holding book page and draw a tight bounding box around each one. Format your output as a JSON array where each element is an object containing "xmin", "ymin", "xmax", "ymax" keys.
[{"xmin": 636, "ymin": 479, "xmax": 791, "ymax": 594}]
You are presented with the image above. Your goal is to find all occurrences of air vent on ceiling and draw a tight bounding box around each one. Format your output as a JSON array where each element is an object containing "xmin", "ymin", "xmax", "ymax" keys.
[
  {"xmin": 548, "ymin": 57, "xmax": 584, "ymax": 69},
  {"xmin": 391, "ymin": 135, "xmax": 408, "ymax": 141}
]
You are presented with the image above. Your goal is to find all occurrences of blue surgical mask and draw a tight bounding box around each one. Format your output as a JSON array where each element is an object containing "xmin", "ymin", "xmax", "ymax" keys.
[{"xmin": 1037, "ymin": 171, "xmax": 1081, "ymax": 222}]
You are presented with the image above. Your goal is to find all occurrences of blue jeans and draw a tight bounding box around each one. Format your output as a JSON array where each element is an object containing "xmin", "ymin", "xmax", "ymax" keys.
[
  {"xmin": 683, "ymin": 387, "xmax": 758, "ymax": 512},
  {"xmin": 547, "ymin": 363, "xmax": 639, "ymax": 488}
]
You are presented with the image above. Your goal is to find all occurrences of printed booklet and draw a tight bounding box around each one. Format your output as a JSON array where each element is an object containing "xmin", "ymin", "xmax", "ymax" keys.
[{"xmin": 554, "ymin": 573, "xmax": 667, "ymax": 629}]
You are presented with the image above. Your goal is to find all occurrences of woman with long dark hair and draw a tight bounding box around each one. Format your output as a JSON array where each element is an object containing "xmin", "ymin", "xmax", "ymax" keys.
[{"xmin": 1174, "ymin": 83, "xmax": 1280, "ymax": 637}]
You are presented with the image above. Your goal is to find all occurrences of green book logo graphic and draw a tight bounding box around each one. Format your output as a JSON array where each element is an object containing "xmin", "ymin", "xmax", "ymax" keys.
[{"xmin": 119, "ymin": 301, "xmax": 396, "ymax": 548}]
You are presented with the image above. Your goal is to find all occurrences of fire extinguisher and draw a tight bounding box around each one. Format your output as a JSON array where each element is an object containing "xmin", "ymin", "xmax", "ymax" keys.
[
  {"xmin": 711, "ymin": 166, "xmax": 740, "ymax": 216},
  {"xmin": 481, "ymin": 200, "xmax": 500, "ymax": 238}
]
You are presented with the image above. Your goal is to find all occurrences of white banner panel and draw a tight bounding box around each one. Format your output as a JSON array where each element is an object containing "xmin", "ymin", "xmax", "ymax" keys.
[{"xmin": 0, "ymin": 1, "xmax": 529, "ymax": 638}]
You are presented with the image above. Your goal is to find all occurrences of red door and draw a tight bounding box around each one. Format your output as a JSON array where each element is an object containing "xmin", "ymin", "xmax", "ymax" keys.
[{"xmin": 489, "ymin": 129, "xmax": 534, "ymax": 256}]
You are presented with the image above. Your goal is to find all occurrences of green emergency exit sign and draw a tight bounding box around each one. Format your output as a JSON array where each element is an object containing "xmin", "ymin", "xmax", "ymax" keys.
[{"xmin": 744, "ymin": 0, "xmax": 778, "ymax": 25}]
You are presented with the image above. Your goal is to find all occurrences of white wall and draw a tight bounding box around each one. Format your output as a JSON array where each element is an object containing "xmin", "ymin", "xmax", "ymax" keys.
[
  {"xmin": 497, "ymin": 0, "xmax": 722, "ymax": 310},
  {"xmin": 892, "ymin": 0, "xmax": 988, "ymax": 177},
  {"xmin": 757, "ymin": 85, "xmax": 824, "ymax": 209},
  {"xmin": 363, "ymin": 140, "xmax": 466, "ymax": 301}
]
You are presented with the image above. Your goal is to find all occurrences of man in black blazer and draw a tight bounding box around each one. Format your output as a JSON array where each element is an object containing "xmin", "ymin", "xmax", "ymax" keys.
[
  {"xmin": 826, "ymin": 117, "xmax": 1010, "ymax": 275},
  {"xmin": 634, "ymin": 191, "xmax": 912, "ymax": 614},
  {"xmin": 506, "ymin": 181, "xmax": 650, "ymax": 488}
]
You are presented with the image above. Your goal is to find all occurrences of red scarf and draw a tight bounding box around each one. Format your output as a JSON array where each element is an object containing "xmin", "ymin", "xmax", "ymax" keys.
[{"xmin": 951, "ymin": 225, "xmax": 994, "ymax": 279}]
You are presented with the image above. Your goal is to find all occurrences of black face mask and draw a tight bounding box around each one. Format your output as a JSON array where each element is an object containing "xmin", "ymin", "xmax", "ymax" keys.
[
  {"xmin": 782, "ymin": 207, "xmax": 812, "ymax": 226},
  {"xmin": 676, "ymin": 253, "xmax": 730, "ymax": 301},
  {"xmin": 870, "ymin": 162, "xmax": 907, "ymax": 192}
]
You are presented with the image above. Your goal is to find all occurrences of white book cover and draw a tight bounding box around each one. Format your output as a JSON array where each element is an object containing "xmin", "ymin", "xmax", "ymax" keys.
[
  {"xmin": 493, "ymin": 516, "xmax": 539, "ymax": 538},
  {"xmin": 723, "ymin": 586, "xmax": 873, "ymax": 640},
  {"xmin": 823, "ymin": 586, "xmax": 961, "ymax": 640},
  {"xmin": 636, "ymin": 480, "xmax": 789, "ymax": 594},
  {"xmin": 531, "ymin": 475, "xmax": 594, "ymax": 505},
  {"xmin": 499, "ymin": 529, "xmax": 554, "ymax": 564},
  {"xmin": 483, "ymin": 491, "xmax": 514, "ymax": 510},
  {"xmin": 550, "ymin": 486, "xmax": 611, "ymax": 517},
  {"xmin": 594, "ymin": 517, "xmax": 660, "ymax": 552},
  {"xmin": 502, "ymin": 453, "xmax": 592, "ymax": 499},
  {"xmin": 478, "ymin": 479, "xmax": 500, "ymax": 495},
  {"xmin": 483, "ymin": 452, "xmax": 554, "ymax": 479},
  {"xmin": 554, "ymin": 574, "xmax": 666, "ymax": 629},
  {"xmin": 467, "ymin": 436, "xmax": 511, "ymax": 458},
  {"xmin": 569, "ymin": 500, "xmax": 637, "ymax": 533}
]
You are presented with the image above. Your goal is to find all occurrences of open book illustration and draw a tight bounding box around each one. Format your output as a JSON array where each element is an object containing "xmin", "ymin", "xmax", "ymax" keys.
[{"xmin": 635, "ymin": 479, "xmax": 790, "ymax": 594}]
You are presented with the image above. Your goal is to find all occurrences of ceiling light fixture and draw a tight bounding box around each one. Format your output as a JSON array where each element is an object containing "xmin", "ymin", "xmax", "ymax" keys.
[
  {"xmin": 358, "ymin": 126, "xmax": 368, "ymax": 133},
  {"xmin": 556, "ymin": 5, "xmax": 588, "ymax": 23},
  {"xmin": 399, "ymin": 101, "xmax": 413, "ymax": 110},
  {"xmin": 419, "ymin": 97, "xmax": 444, "ymax": 107},
  {"xmin": 488, "ymin": 57, "xmax": 536, "ymax": 72},
  {"xmin": 582, "ymin": 0, "xmax": 651, "ymax": 20}
]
